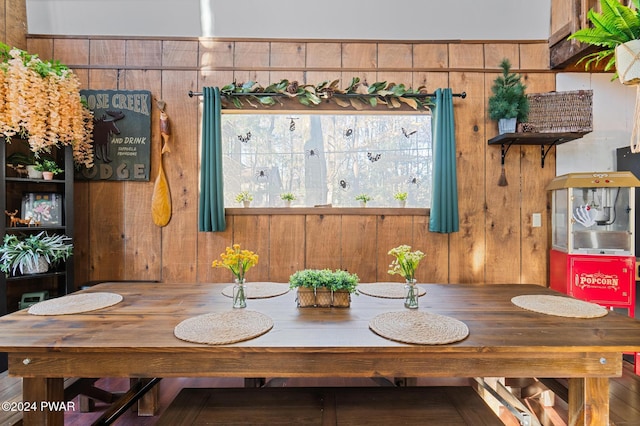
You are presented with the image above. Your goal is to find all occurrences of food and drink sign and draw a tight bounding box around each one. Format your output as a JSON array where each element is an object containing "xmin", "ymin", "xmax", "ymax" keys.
[{"xmin": 77, "ymin": 89, "xmax": 151, "ymax": 181}]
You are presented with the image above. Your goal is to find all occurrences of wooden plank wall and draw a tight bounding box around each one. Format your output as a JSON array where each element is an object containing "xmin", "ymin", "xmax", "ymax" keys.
[
  {"xmin": 0, "ymin": 0, "xmax": 26, "ymax": 49},
  {"xmin": 23, "ymin": 36, "xmax": 556, "ymax": 287}
]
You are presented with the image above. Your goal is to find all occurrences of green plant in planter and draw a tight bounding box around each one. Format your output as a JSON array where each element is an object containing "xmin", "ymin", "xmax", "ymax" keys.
[
  {"xmin": 327, "ymin": 269, "xmax": 359, "ymax": 294},
  {"xmin": 393, "ymin": 192, "xmax": 408, "ymax": 201},
  {"xmin": 280, "ymin": 192, "xmax": 296, "ymax": 201},
  {"xmin": 288, "ymin": 269, "xmax": 359, "ymax": 294},
  {"xmin": 488, "ymin": 59, "xmax": 529, "ymax": 124},
  {"xmin": 355, "ymin": 194, "xmax": 372, "ymax": 205},
  {"xmin": 289, "ymin": 269, "xmax": 326, "ymax": 290},
  {"xmin": 0, "ymin": 232, "xmax": 73, "ymax": 275},
  {"xmin": 235, "ymin": 191, "xmax": 253, "ymax": 203},
  {"xmin": 567, "ymin": 0, "xmax": 640, "ymax": 75},
  {"xmin": 34, "ymin": 159, "xmax": 63, "ymax": 175}
]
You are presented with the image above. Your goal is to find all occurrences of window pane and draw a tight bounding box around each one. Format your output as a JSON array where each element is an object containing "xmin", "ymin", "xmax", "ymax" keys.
[{"xmin": 221, "ymin": 113, "xmax": 432, "ymax": 208}]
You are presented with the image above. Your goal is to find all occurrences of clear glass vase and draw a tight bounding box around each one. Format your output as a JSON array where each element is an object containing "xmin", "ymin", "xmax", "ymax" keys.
[
  {"xmin": 233, "ymin": 278, "xmax": 247, "ymax": 308},
  {"xmin": 404, "ymin": 278, "xmax": 419, "ymax": 309}
]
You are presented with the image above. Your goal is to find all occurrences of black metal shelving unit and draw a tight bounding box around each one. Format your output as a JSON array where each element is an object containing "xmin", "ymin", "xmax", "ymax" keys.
[{"xmin": 1, "ymin": 140, "xmax": 74, "ymax": 371}]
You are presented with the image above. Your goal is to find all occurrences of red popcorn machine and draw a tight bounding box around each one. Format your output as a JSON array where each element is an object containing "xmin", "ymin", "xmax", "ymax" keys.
[{"xmin": 548, "ymin": 171, "xmax": 639, "ymax": 374}]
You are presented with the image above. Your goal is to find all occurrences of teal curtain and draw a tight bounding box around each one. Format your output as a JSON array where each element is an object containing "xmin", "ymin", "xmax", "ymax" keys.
[
  {"xmin": 429, "ymin": 88, "xmax": 459, "ymax": 233},
  {"xmin": 198, "ymin": 87, "xmax": 226, "ymax": 232}
]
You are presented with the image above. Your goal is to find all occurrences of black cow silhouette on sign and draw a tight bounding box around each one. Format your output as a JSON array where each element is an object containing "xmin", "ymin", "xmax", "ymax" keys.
[{"xmin": 93, "ymin": 110, "xmax": 125, "ymax": 163}]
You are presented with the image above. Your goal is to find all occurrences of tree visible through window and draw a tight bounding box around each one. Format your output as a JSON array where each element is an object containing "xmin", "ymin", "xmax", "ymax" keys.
[{"xmin": 221, "ymin": 113, "xmax": 432, "ymax": 208}]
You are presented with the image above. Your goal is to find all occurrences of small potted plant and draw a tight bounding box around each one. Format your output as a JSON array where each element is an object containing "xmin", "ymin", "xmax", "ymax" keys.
[
  {"xmin": 34, "ymin": 159, "xmax": 63, "ymax": 180},
  {"xmin": 394, "ymin": 191, "xmax": 408, "ymax": 208},
  {"xmin": 235, "ymin": 191, "xmax": 254, "ymax": 208},
  {"xmin": 328, "ymin": 269, "xmax": 359, "ymax": 308},
  {"xmin": 0, "ymin": 231, "xmax": 73, "ymax": 276},
  {"xmin": 355, "ymin": 193, "xmax": 372, "ymax": 207},
  {"xmin": 488, "ymin": 58, "xmax": 529, "ymax": 134},
  {"xmin": 280, "ymin": 192, "xmax": 296, "ymax": 207},
  {"xmin": 289, "ymin": 268, "xmax": 323, "ymax": 307}
]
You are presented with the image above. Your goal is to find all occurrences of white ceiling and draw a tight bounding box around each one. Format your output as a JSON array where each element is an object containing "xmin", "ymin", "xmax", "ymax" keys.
[{"xmin": 26, "ymin": 0, "xmax": 552, "ymax": 39}]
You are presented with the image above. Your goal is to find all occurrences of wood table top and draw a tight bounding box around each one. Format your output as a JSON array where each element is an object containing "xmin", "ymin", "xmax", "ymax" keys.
[
  {"xmin": 1, "ymin": 282, "xmax": 639, "ymax": 379},
  {"xmin": 0, "ymin": 281, "xmax": 638, "ymax": 354}
]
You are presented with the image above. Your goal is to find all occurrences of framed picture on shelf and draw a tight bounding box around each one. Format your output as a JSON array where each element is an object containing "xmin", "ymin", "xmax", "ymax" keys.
[{"xmin": 21, "ymin": 193, "xmax": 63, "ymax": 226}]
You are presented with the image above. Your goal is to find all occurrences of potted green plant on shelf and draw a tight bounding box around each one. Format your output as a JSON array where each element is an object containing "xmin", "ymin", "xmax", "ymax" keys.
[
  {"xmin": 568, "ymin": 0, "xmax": 640, "ymax": 84},
  {"xmin": 0, "ymin": 231, "xmax": 73, "ymax": 276},
  {"xmin": 394, "ymin": 191, "xmax": 408, "ymax": 208},
  {"xmin": 280, "ymin": 192, "xmax": 296, "ymax": 207},
  {"xmin": 355, "ymin": 193, "xmax": 372, "ymax": 207},
  {"xmin": 488, "ymin": 59, "xmax": 529, "ymax": 134},
  {"xmin": 235, "ymin": 191, "xmax": 254, "ymax": 208},
  {"xmin": 34, "ymin": 159, "xmax": 63, "ymax": 180},
  {"xmin": 5, "ymin": 152, "xmax": 35, "ymax": 178}
]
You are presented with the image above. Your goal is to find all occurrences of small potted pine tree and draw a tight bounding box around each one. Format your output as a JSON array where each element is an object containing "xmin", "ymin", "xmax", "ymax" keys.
[{"xmin": 488, "ymin": 59, "xmax": 529, "ymax": 134}]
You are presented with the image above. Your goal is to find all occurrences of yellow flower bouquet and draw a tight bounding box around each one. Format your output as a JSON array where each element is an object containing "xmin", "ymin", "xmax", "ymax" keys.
[{"xmin": 211, "ymin": 244, "xmax": 259, "ymax": 282}]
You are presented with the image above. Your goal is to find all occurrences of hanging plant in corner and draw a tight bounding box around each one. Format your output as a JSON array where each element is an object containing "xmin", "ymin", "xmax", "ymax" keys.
[
  {"xmin": 488, "ymin": 59, "xmax": 529, "ymax": 135},
  {"xmin": 568, "ymin": 0, "xmax": 640, "ymax": 152},
  {"xmin": 567, "ymin": 0, "xmax": 640, "ymax": 83},
  {"xmin": 219, "ymin": 78, "xmax": 434, "ymax": 111},
  {"xmin": 0, "ymin": 42, "xmax": 94, "ymax": 168}
]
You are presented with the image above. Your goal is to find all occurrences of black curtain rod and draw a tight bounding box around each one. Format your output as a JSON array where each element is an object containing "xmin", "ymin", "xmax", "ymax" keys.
[{"xmin": 188, "ymin": 90, "xmax": 466, "ymax": 99}]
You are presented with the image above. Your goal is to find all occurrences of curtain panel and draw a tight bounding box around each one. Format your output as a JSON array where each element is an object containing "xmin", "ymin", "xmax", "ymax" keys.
[
  {"xmin": 429, "ymin": 88, "xmax": 459, "ymax": 233},
  {"xmin": 198, "ymin": 87, "xmax": 226, "ymax": 232}
]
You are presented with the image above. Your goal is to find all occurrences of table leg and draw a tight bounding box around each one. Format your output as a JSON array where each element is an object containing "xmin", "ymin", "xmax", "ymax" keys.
[
  {"xmin": 22, "ymin": 377, "xmax": 65, "ymax": 426},
  {"xmin": 568, "ymin": 377, "xmax": 610, "ymax": 426}
]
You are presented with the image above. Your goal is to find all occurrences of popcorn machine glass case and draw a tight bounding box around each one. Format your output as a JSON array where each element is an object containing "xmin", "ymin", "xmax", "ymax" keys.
[{"xmin": 548, "ymin": 171, "xmax": 639, "ymax": 316}]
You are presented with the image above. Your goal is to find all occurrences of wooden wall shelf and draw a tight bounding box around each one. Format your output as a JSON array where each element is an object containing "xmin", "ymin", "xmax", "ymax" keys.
[{"xmin": 488, "ymin": 132, "xmax": 591, "ymax": 168}]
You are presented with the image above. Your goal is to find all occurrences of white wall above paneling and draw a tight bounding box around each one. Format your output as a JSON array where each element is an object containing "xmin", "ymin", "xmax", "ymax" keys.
[
  {"xmin": 26, "ymin": 0, "xmax": 551, "ymax": 39},
  {"xmin": 555, "ymin": 74, "xmax": 636, "ymax": 175}
]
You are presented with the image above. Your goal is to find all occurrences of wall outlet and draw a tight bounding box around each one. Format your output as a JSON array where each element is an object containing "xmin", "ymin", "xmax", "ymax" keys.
[{"xmin": 532, "ymin": 213, "xmax": 542, "ymax": 228}]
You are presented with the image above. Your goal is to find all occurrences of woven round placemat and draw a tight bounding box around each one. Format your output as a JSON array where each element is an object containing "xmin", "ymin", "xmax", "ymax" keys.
[
  {"xmin": 511, "ymin": 295, "xmax": 608, "ymax": 318},
  {"xmin": 174, "ymin": 310, "xmax": 274, "ymax": 345},
  {"xmin": 28, "ymin": 292, "xmax": 123, "ymax": 316},
  {"xmin": 369, "ymin": 311, "xmax": 469, "ymax": 345},
  {"xmin": 357, "ymin": 283, "xmax": 426, "ymax": 299},
  {"xmin": 221, "ymin": 282, "xmax": 290, "ymax": 299}
]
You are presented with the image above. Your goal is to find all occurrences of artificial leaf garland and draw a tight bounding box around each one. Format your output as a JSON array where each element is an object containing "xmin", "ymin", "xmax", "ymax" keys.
[
  {"xmin": 219, "ymin": 77, "xmax": 434, "ymax": 111},
  {"xmin": 0, "ymin": 42, "xmax": 94, "ymax": 168}
]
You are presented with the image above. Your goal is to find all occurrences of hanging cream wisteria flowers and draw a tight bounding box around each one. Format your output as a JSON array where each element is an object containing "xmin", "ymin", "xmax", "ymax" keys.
[{"xmin": 0, "ymin": 42, "xmax": 94, "ymax": 168}]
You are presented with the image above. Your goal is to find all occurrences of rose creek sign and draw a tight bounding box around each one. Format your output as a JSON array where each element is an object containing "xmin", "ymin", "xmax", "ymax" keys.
[{"xmin": 77, "ymin": 89, "xmax": 152, "ymax": 181}]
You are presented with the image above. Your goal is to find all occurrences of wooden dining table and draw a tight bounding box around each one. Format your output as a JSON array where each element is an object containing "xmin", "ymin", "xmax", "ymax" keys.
[{"xmin": 0, "ymin": 281, "xmax": 639, "ymax": 425}]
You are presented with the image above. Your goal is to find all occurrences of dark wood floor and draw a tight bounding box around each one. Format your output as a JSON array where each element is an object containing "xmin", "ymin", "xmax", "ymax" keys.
[{"xmin": 58, "ymin": 361, "xmax": 640, "ymax": 426}]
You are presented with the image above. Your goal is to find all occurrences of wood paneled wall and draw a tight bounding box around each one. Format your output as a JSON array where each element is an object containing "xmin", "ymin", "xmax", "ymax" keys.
[
  {"xmin": 24, "ymin": 36, "xmax": 556, "ymax": 287},
  {"xmin": 0, "ymin": 0, "xmax": 26, "ymax": 49}
]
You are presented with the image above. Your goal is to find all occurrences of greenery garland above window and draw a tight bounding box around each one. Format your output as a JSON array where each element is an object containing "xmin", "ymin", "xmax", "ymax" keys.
[{"xmin": 218, "ymin": 77, "xmax": 435, "ymax": 111}]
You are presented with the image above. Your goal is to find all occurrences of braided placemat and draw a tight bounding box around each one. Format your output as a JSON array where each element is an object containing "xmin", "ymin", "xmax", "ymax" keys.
[
  {"xmin": 511, "ymin": 295, "xmax": 608, "ymax": 318},
  {"xmin": 221, "ymin": 282, "xmax": 290, "ymax": 299},
  {"xmin": 174, "ymin": 310, "xmax": 274, "ymax": 345},
  {"xmin": 357, "ymin": 283, "xmax": 426, "ymax": 299},
  {"xmin": 369, "ymin": 311, "xmax": 469, "ymax": 345},
  {"xmin": 28, "ymin": 292, "xmax": 123, "ymax": 316}
]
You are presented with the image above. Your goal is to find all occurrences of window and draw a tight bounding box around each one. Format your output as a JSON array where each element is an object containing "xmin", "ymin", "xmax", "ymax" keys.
[{"xmin": 221, "ymin": 112, "xmax": 432, "ymax": 208}]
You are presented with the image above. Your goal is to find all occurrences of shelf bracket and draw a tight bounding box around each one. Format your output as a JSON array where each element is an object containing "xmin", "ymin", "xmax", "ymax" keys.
[
  {"xmin": 540, "ymin": 140, "xmax": 560, "ymax": 168},
  {"xmin": 500, "ymin": 143, "xmax": 514, "ymax": 167}
]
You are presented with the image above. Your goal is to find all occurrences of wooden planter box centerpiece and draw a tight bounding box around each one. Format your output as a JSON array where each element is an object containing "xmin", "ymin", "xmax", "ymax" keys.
[{"xmin": 289, "ymin": 269, "xmax": 359, "ymax": 308}]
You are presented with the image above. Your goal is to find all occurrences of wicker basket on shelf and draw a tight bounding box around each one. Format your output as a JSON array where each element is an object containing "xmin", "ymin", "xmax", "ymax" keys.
[{"xmin": 521, "ymin": 90, "xmax": 593, "ymax": 133}]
